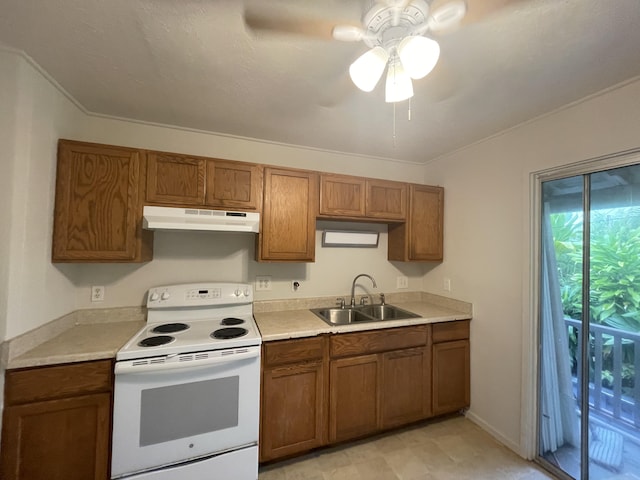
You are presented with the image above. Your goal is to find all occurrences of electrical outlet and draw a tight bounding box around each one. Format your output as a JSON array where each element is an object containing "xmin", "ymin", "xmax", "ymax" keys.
[
  {"xmin": 255, "ymin": 275, "xmax": 272, "ymax": 291},
  {"xmin": 91, "ymin": 286, "xmax": 105, "ymax": 302},
  {"xmin": 443, "ymin": 277, "xmax": 451, "ymax": 292},
  {"xmin": 396, "ymin": 276, "xmax": 409, "ymax": 289}
]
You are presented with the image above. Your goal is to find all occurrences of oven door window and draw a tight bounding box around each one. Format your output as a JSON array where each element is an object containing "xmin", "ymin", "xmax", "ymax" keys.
[{"xmin": 140, "ymin": 375, "xmax": 239, "ymax": 446}]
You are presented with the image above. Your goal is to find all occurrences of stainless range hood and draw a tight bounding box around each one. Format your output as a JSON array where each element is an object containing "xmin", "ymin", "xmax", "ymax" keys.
[{"xmin": 143, "ymin": 206, "xmax": 260, "ymax": 233}]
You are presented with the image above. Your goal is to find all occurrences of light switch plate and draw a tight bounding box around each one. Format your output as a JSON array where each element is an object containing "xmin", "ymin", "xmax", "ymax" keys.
[{"xmin": 396, "ymin": 276, "xmax": 409, "ymax": 289}]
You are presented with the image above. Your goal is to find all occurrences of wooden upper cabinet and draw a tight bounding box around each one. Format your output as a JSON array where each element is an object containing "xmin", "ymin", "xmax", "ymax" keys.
[
  {"xmin": 52, "ymin": 140, "xmax": 153, "ymax": 263},
  {"xmin": 146, "ymin": 153, "xmax": 262, "ymax": 211},
  {"xmin": 388, "ymin": 184, "xmax": 444, "ymax": 262},
  {"xmin": 205, "ymin": 160, "xmax": 262, "ymax": 211},
  {"xmin": 365, "ymin": 179, "xmax": 407, "ymax": 221},
  {"xmin": 258, "ymin": 167, "xmax": 318, "ymax": 262},
  {"xmin": 146, "ymin": 152, "xmax": 206, "ymax": 205},
  {"xmin": 319, "ymin": 175, "xmax": 407, "ymax": 221},
  {"xmin": 319, "ymin": 174, "xmax": 366, "ymax": 217}
]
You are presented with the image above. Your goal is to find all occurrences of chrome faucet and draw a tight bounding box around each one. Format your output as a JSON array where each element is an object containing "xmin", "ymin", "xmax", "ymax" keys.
[{"xmin": 350, "ymin": 274, "xmax": 377, "ymax": 307}]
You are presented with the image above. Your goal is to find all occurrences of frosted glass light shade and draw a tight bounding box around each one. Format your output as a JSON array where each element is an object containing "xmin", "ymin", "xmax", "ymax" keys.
[
  {"xmin": 397, "ymin": 35, "xmax": 440, "ymax": 79},
  {"xmin": 385, "ymin": 59, "xmax": 413, "ymax": 103},
  {"xmin": 349, "ymin": 46, "xmax": 389, "ymax": 92}
]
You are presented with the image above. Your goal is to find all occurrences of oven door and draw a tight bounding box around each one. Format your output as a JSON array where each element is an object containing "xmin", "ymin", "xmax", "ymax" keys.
[{"xmin": 111, "ymin": 346, "xmax": 260, "ymax": 478}]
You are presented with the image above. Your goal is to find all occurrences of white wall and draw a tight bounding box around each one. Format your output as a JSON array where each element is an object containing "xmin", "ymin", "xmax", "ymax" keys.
[
  {"xmin": 1, "ymin": 49, "xmax": 429, "ymax": 339},
  {"xmin": 1, "ymin": 49, "xmax": 84, "ymax": 341},
  {"xmin": 71, "ymin": 220, "xmax": 427, "ymax": 309},
  {"xmin": 422, "ymin": 78, "xmax": 640, "ymax": 454}
]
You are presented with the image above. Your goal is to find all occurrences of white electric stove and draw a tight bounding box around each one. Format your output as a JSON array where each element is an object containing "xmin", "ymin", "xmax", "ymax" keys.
[
  {"xmin": 112, "ymin": 283, "xmax": 262, "ymax": 480},
  {"xmin": 117, "ymin": 283, "xmax": 261, "ymax": 361}
]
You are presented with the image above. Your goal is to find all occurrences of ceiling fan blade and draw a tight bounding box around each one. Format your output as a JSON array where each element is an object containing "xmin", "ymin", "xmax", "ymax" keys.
[
  {"xmin": 244, "ymin": 8, "xmax": 339, "ymax": 39},
  {"xmin": 390, "ymin": 0, "xmax": 415, "ymax": 27},
  {"xmin": 447, "ymin": 0, "xmax": 526, "ymax": 26},
  {"xmin": 332, "ymin": 25, "xmax": 366, "ymax": 42},
  {"xmin": 427, "ymin": 0, "xmax": 467, "ymax": 34}
]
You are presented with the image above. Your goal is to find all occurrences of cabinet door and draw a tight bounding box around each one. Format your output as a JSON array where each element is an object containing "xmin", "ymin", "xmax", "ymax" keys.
[
  {"xmin": 381, "ymin": 347, "xmax": 431, "ymax": 428},
  {"xmin": 52, "ymin": 140, "xmax": 152, "ymax": 262},
  {"xmin": 258, "ymin": 167, "xmax": 318, "ymax": 262},
  {"xmin": 205, "ymin": 160, "xmax": 262, "ymax": 211},
  {"xmin": 432, "ymin": 340, "xmax": 470, "ymax": 415},
  {"xmin": 146, "ymin": 152, "xmax": 206, "ymax": 205},
  {"xmin": 388, "ymin": 184, "xmax": 444, "ymax": 262},
  {"xmin": 365, "ymin": 179, "xmax": 407, "ymax": 220},
  {"xmin": 1, "ymin": 393, "xmax": 111, "ymax": 480},
  {"xmin": 260, "ymin": 362, "xmax": 326, "ymax": 461},
  {"xmin": 329, "ymin": 355, "xmax": 380, "ymax": 443},
  {"xmin": 408, "ymin": 185, "xmax": 444, "ymax": 261},
  {"xmin": 319, "ymin": 174, "xmax": 366, "ymax": 217}
]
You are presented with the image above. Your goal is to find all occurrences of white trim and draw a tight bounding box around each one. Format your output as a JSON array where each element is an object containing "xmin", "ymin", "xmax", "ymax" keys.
[
  {"xmin": 522, "ymin": 148, "xmax": 640, "ymax": 464},
  {"xmin": 466, "ymin": 411, "xmax": 522, "ymax": 455}
]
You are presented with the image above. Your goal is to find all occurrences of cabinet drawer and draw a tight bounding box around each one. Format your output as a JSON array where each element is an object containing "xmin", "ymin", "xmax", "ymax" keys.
[
  {"xmin": 263, "ymin": 337, "xmax": 325, "ymax": 367},
  {"xmin": 330, "ymin": 325, "xmax": 428, "ymax": 358},
  {"xmin": 432, "ymin": 320, "xmax": 470, "ymax": 343},
  {"xmin": 5, "ymin": 359, "xmax": 113, "ymax": 406}
]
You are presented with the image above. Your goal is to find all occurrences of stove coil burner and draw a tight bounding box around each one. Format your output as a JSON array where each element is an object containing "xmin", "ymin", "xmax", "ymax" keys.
[
  {"xmin": 211, "ymin": 327, "xmax": 248, "ymax": 340},
  {"xmin": 138, "ymin": 335, "xmax": 175, "ymax": 347},
  {"xmin": 221, "ymin": 317, "xmax": 245, "ymax": 326},
  {"xmin": 151, "ymin": 322, "xmax": 190, "ymax": 334}
]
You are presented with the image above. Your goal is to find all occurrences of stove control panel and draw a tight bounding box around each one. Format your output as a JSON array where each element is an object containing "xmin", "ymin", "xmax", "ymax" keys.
[{"xmin": 147, "ymin": 283, "xmax": 253, "ymax": 308}]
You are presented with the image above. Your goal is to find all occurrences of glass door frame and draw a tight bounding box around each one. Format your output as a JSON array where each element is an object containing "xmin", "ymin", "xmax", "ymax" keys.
[{"xmin": 524, "ymin": 148, "xmax": 640, "ymax": 479}]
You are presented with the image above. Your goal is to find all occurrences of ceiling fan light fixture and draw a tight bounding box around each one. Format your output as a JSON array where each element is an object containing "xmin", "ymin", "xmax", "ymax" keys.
[
  {"xmin": 397, "ymin": 35, "xmax": 440, "ymax": 80},
  {"xmin": 385, "ymin": 58, "xmax": 413, "ymax": 103},
  {"xmin": 349, "ymin": 46, "xmax": 390, "ymax": 92}
]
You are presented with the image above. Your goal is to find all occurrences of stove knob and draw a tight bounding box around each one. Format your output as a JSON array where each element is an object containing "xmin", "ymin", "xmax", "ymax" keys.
[
  {"xmin": 149, "ymin": 292, "xmax": 159, "ymax": 302},
  {"xmin": 244, "ymin": 288, "xmax": 250, "ymax": 297},
  {"xmin": 234, "ymin": 288, "xmax": 242, "ymax": 297},
  {"xmin": 161, "ymin": 291, "xmax": 170, "ymax": 300}
]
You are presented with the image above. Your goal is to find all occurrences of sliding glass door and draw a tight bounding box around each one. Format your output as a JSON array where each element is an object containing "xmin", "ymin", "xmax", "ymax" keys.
[{"xmin": 538, "ymin": 163, "xmax": 640, "ymax": 479}]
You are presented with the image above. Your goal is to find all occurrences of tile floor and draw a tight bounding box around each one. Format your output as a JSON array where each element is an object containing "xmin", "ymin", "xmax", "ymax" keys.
[{"xmin": 259, "ymin": 416, "xmax": 556, "ymax": 480}]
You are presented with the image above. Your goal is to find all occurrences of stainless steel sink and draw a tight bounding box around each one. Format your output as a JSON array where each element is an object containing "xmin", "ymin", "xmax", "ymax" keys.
[
  {"xmin": 310, "ymin": 304, "xmax": 420, "ymax": 326},
  {"xmin": 360, "ymin": 304, "xmax": 421, "ymax": 321}
]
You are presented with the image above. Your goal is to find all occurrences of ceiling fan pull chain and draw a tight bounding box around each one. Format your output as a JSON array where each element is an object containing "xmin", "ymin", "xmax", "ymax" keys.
[{"xmin": 393, "ymin": 101, "xmax": 397, "ymax": 148}]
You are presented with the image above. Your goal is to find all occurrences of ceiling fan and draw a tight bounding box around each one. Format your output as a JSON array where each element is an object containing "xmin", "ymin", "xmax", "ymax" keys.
[
  {"xmin": 244, "ymin": 0, "xmax": 515, "ymax": 103},
  {"xmin": 328, "ymin": 0, "xmax": 467, "ymax": 102}
]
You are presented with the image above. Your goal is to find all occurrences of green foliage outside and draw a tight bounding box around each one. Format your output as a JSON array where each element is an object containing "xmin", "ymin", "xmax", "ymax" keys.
[{"xmin": 550, "ymin": 208, "xmax": 640, "ymax": 396}]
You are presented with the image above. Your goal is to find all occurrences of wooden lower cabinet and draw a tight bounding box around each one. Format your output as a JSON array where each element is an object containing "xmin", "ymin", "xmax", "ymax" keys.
[
  {"xmin": 329, "ymin": 354, "xmax": 380, "ymax": 443},
  {"xmin": 1, "ymin": 360, "xmax": 113, "ymax": 480},
  {"xmin": 432, "ymin": 321, "xmax": 471, "ymax": 416},
  {"xmin": 381, "ymin": 347, "xmax": 431, "ymax": 429},
  {"xmin": 329, "ymin": 326, "xmax": 431, "ymax": 444},
  {"xmin": 260, "ymin": 337, "xmax": 327, "ymax": 461},
  {"xmin": 260, "ymin": 322, "xmax": 469, "ymax": 463}
]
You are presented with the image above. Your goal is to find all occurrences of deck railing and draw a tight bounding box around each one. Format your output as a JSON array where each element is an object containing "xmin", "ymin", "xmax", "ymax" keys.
[{"xmin": 566, "ymin": 317, "xmax": 640, "ymax": 430}]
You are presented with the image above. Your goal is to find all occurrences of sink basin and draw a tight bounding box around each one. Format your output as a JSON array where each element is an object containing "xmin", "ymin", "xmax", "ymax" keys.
[
  {"xmin": 360, "ymin": 304, "xmax": 420, "ymax": 321},
  {"xmin": 310, "ymin": 304, "xmax": 420, "ymax": 326},
  {"xmin": 310, "ymin": 307, "xmax": 372, "ymax": 325}
]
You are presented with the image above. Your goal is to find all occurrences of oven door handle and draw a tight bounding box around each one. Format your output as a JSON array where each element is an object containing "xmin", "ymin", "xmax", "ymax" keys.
[{"xmin": 114, "ymin": 347, "xmax": 260, "ymax": 375}]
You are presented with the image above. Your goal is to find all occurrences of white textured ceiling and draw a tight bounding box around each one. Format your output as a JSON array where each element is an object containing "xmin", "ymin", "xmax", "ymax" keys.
[{"xmin": 1, "ymin": 0, "xmax": 640, "ymax": 163}]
